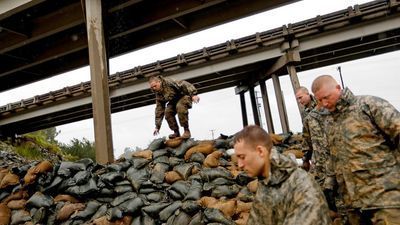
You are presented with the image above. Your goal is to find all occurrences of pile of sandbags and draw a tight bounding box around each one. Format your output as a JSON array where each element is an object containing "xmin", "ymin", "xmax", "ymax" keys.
[{"xmin": 0, "ymin": 132, "xmax": 304, "ymax": 225}]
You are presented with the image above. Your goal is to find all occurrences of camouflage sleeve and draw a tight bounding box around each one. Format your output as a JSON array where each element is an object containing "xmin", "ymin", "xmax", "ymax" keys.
[
  {"xmin": 301, "ymin": 118, "xmax": 313, "ymax": 161},
  {"xmin": 323, "ymin": 154, "xmax": 336, "ymax": 190},
  {"xmin": 177, "ymin": 80, "xmax": 198, "ymax": 96},
  {"xmin": 365, "ymin": 96, "xmax": 400, "ymax": 148},
  {"xmin": 155, "ymin": 99, "xmax": 165, "ymax": 129}
]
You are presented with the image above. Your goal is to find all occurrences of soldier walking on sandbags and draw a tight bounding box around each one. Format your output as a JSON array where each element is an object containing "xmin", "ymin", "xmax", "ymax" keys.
[
  {"xmin": 312, "ymin": 75, "xmax": 400, "ymax": 225},
  {"xmin": 149, "ymin": 75, "xmax": 200, "ymax": 139}
]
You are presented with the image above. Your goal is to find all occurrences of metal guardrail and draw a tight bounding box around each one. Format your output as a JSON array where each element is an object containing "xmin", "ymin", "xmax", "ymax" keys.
[{"xmin": 0, "ymin": 0, "xmax": 399, "ymax": 115}]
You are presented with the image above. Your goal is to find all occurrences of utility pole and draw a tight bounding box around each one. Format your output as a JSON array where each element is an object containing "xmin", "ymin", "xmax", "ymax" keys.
[
  {"xmin": 255, "ymin": 91, "xmax": 263, "ymax": 128},
  {"xmin": 210, "ymin": 129, "xmax": 215, "ymax": 140},
  {"xmin": 337, "ymin": 66, "xmax": 345, "ymax": 88}
]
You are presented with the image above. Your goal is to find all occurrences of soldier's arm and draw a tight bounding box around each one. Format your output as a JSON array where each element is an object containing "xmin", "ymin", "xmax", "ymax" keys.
[
  {"xmin": 155, "ymin": 99, "xmax": 166, "ymax": 130},
  {"xmin": 301, "ymin": 119, "xmax": 313, "ymax": 161},
  {"xmin": 366, "ymin": 96, "xmax": 400, "ymax": 148},
  {"xmin": 177, "ymin": 80, "xmax": 198, "ymax": 96}
]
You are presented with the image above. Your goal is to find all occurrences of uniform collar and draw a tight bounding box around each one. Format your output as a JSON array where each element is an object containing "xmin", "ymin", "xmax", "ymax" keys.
[{"xmin": 260, "ymin": 148, "xmax": 298, "ymax": 186}]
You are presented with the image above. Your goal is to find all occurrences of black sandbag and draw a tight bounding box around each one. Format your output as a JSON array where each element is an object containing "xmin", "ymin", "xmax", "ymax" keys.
[
  {"xmin": 142, "ymin": 202, "xmax": 172, "ymax": 218},
  {"xmin": 57, "ymin": 161, "xmax": 86, "ymax": 177},
  {"xmin": 130, "ymin": 157, "xmax": 150, "ymax": 169},
  {"xmin": 211, "ymin": 184, "xmax": 240, "ymax": 198},
  {"xmin": 43, "ymin": 176, "xmax": 63, "ymax": 192},
  {"xmin": 235, "ymin": 172, "xmax": 254, "ymax": 186},
  {"xmin": 150, "ymin": 163, "xmax": 169, "ymax": 184},
  {"xmin": 185, "ymin": 180, "xmax": 203, "ymax": 200},
  {"xmin": 188, "ymin": 211, "xmax": 205, "ymax": 225},
  {"xmin": 106, "ymin": 159, "xmax": 131, "ymax": 172},
  {"xmin": 110, "ymin": 191, "xmax": 137, "ymax": 207},
  {"xmin": 174, "ymin": 163, "xmax": 194, "ymax": 180},
  {"xmin": 159, "ymin": 201, "xmax": 182, "ymax": 221},
  {"xmin": 143, "ymin": 212, "xmax": 156, "ymax": 225},
  {"xmin": 106, "ymin": 206, "xmax": 123, "ymax": 221},
  {"xmin": 72, "ymin": 200, "xmax": 101, "ymax": 220},
  {"xmin": 99, "ymin": 171, "xmax": 125, "ymax": 185},
  {"xmin": 11, "ymin": 210, "xmax": 32, "ymax": 225},
  {"xmin": 91, "ymin": 204, "xmax": 107, "ymax": 220},
  {"xmin": 214, "ymin": 139, "xmax": 229, "ymax": 149},
  {"xmin": 181, "ymin": 200, "xmax": 201, "ymax": 215},
  {"xmin": 189, "ymin": 152, "xmax": 205, "ymax": 164},
  {"xmin": 67, "ymin": 170, "xmax": 91, "ymax": 186},
  {"xmin": 204, "ymin": 208, "xmax": 235, "ymax": 225},
  {"xmin": 169, "ymin": 157, "xmax": 184, "ymax": 167},
  {"xmin": 139, "ymin": 188, "xmax": 157, "ymax": 194},
  {"xmin": 31, "ymin": 207, "xmax": 46, "ymax": 224},
  {"xmin": 99, "ymin": 187, "xmax": 114, "ymax": 196},
  {"xmin": 146, "ymin": 192, "xmax": 165, "ymax": 202},
  {"xmin": 120, "ymin": 197, "xmax": 144, "ymax": 214},
  {"xmin": 148, "ymin": 137, "xmax": 166, "ymax": 151},
  {"xmin": 115, "ymin": 180, "xmax": 131, "ymax": 186},
  {"xmin": 170, "ymin": 180, "xmax": 190, "ymax": 197},
  {"xmin": 26, "ymin": 191, "xmax": 54, "ymax": 208},
  {"xmin": 237, "ymin": 187, "xmax": 254, "ymax": 202},
  {"xmin": 171, "ymin": 209, "xmax": 192, "ymax": 225},
  {"xmin": 127, "ymin": 167, "xmax": 150, "ymax": 191},
  {"xmin": 153, "ymin": 149, "xmax": 169, "ymax": 158},
  {"xmin": 199, "ymin": 167, "xmax": 233, "ymax": 182},
  {"xmin": 173, "ymin": 139, "xmax": 197, "ymax": 157},
  {"xmin": 153, "ymin": 155, "xmax": 170, "ymax": 164},
  {"xmin": 115, "ymin": 185, "xmax": 133, "ymax": 194},
  {"xmin": 168, "ymin": 189, "xmax": 183, "ymax": 200},
  {"xmin": 65, "ymin": 178, "xmax": 98, "ymax": 197}
]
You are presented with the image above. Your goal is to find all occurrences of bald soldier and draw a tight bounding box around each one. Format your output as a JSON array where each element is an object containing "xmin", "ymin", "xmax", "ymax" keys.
[
  {"xmin": 149, "ymin": 75, "xmax": 200, "ymax": 139},
  {"xmin": 312, "ymin": 75, "xmax": 400, "ymax": 225},
  {"xmin": 234, "ymin": 125, "xmax": 331, "ymax": 225}
]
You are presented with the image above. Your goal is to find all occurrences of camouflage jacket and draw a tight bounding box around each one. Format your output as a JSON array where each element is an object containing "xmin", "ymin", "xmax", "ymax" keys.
[
  {"xmin": 300, "ymin": 95, "xmax": 317, "ymax": 121},
  {"xmin": 153, "ymin": 76, "xmax": 197, "ymax": 129},
  {"xmin": 247, "ymin": 148, "xmax": 331, "ymax": 225},
  {"xmin": 324, "ymin": 88, "xmax": 400, "ymax": 209},
  {"xmin": 301, "ymin": 108, "xmax": 332, "ymax": 184}
]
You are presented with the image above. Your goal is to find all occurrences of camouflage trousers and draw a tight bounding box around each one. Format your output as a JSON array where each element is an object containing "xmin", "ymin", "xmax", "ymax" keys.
[
  {"xmin": 347, "ymin": 208, "xmax": 400, "ymax": 225},
  {"xmin": 165, "ymin": 96, "xmax": 192, "ymax": 131}
]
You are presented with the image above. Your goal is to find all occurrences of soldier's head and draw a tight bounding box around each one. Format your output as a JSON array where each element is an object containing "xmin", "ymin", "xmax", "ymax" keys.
[
  {"xmin": 233, "ymin": 125, "xmax": 273, "ymax": 178},
  {"xmin": 312, "ymin": 75, "xmax": 342, "ymax": 112},
  {"xmin": 295, "ymin": 86, "xmax": 312, "ymax": 107},
  {"xmin": 148, "ymin": 76, "xmax": 162, "ymax": 92}
]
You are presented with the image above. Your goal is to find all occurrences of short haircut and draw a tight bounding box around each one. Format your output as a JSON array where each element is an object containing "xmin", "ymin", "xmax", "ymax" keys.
[
  {"xmin": 148, "ymin": 75, "xmax": 161, "ymax": 83},
  {"xmin": 296, "ymin": 86, "xmax": 309, "ymax": 95},
  {"xmin": 233, "ymin": 125, "xmax": 273, "ymax": 150},
  {"xmin": 311, "ymin": 75, "xmax": 338, "ymax": 93}
]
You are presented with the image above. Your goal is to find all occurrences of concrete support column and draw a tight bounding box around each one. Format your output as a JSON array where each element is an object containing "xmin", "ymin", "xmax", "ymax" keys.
[
  {"xmin": 249, "ymin": 86, "xmax": 260, "ymax": 126},
  {"xmin": 272, "ymin": 74, "xmax": 289, "ymax": 133},
  {"xmin": 259, "ymin": 80, "xmax": 274, "ymax": 133},
  {"xmin": 85, "ymin": 0, "xmax": 114, "ymax": 164},
  {"xmin": 287, "ymin": 64, "xmax": 302, "ymax": 115},
  {"xmin": 239, "ymin": 92, "xmax": 248, "ymax": 127}
]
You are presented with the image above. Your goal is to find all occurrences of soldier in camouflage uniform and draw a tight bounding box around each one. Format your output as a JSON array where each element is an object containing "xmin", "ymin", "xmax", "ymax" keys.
[
  {"xmin": 296, "ymin": 87, "xmax": 317, "ymax": 171},
  {"xmin": 312, "ymin": 75, "xmax": 400, "ymax": 225},
  {"xmin": 149, "ymin": 75, "xmax": 200, "ymax": 139},
  {"xmin": 233, "ymin": 125, "xmax": 332, "ymax": 225}
]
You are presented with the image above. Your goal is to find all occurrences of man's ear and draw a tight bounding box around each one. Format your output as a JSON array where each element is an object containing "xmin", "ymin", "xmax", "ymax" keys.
[{"xmin": 256, "ymin": 145, "xmax": 268, "ymax": 157}]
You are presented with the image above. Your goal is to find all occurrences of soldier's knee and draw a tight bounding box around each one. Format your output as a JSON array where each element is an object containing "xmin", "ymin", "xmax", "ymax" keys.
[
  {"xmin": 176, "ymin": 105, "xmax": 188, "ymax": 114},
  {"xmin": 165, "ymin": 107, "xmax": 175, "ymax": 117}
]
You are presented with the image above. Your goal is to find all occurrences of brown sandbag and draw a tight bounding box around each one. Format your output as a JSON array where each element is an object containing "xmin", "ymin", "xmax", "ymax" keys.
[
  {"xmin": 235, "ymin": 212, "xmax": 249, "ymax": 225},
  {"xmin": 270, "ymin": 133, "xmax": 283, "ymax": 145},
  {"xmin": 54, "ymin": 194, "xmax": 80, "ymax": 203},
  {"xmin": 247, "ymin": 179, "xmax": 258, "ymax": 193},
  {"xmin": 132, "ymin": 150, "xmax": 153, "ymax": 160},
  {"xmin": 0, "ymin": 172, "xmax": 19, "ymax": 189},
  {"xmin": 210, "ymin": 199, "xmax": 236, "ymax": 219},
  {"xmin": 0, "ymin": 203, "xmax": 11, "ymax": 225},
  {"xmin": 184, "ymin": 141, "xmax": 215, "ymax": 160},
  {"xmin": 0, "ymin": 168, "xmax": 8, "ymax": 184},
  {"xmin": 1, "ymin": 190, "xmax": 29, "ymax": 204},
  {"xmin": 165, "ymin": 138, "xmax": 183, "ymax": 148},
  {"xmin": 197, "ymin": 196, "xmax": 217, "ymax": 208},
  {"xmin": 203, "ymin": 151, "xmax": 223, "ymax": 168},
  {"xmin": 235, "ymin": 200, "xmax": 252, "ymax": 214},
  {"xmin": 282, "ymin": 149, "xmax": 304, "ymax": 159},
  {"xmin": 56, "ymin": 202, "xmax": 86, "ymax": 221},
  {"xmin": 23, "ymin": 160, "xmax": 53, "ymax": 185},
  {"xmin": 6, "ymin": 199, "xmax": 26, "ymax": 210},
  {"xmin": 164, "ymin": 171, "xmax": 182, "ymax": 184}
]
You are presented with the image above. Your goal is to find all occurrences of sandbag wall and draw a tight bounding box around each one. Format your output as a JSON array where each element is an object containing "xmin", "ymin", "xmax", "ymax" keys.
[{"xmin": 0, "ymin": 133, "xmax": 303, "ymax": 225}]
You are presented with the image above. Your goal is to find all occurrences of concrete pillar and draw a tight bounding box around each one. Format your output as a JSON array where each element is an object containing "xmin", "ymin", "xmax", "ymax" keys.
[
  {"xmin": 239, "ymin": 92, "xmax": 248, "ymax": 127},
  {"xmin": 259, "ymin": 80, "xmax": 274, "ymax": 133},
  {"xmin": 85, "ymin": 0, "xmax": 114, "ymax": 164},
  {"xmin": 287, "ymin": 64, "xmax": 302, "ymax": 115},
  {"xmin": 249, "ymin": 86, "xmax": 260, "ymax": 126},
  {"xmin": 272, "ymin": 74, "xmax": 289, "ymax": 133}
]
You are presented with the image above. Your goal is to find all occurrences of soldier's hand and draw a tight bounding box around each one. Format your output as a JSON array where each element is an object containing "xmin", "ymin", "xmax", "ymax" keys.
[
  {"xmin": 153, "ymin": 129, "xmax": 159, "ymax": 136},
  {"xmin": 192, "ymin": 95, "xmax": 200, "ymax": 103}
]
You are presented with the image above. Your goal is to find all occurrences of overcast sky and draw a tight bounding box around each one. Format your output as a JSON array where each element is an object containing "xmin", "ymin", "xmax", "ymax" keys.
[{"xmin": 1, "ymin": 0, "xmax": 399, "ymax": 158}]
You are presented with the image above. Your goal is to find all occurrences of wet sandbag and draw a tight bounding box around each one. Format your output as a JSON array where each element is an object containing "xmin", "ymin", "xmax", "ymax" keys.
[
  {"xmin": 106, "ymin": 206, "xmax": 123, "ymax": 221},
  {"xmin": 106, "ymin": 159, "xmax": 131, "ymax": 172},
  {"xmin": 91, "ymin": 204, "xmax": 108, "ymax": 221},
  {"xmin": 0, "ymin": 203, "xmax": 11, "ymax": 225},
  {"xmin": 27, "ymin": 191, "xmax": 54, "ymax": 208},
  {"xmin": 165, "ymin": 138, "xmax": 183, "ymax": 148},
  {"xmin": 188, "ymin": 211, "xmax": 204, "ymax": 225},
  {"xmin": 99, "ymin": 171, "xmax": 125, "ymax": 185},
  {"xmin": 181, "ymin": 200, "xmax": 201, "ymax": 215},
  {"xmin": 174, "ymin": 139, "xmax": 197, "ymax": 158},
  {"xmin": 153, "ymin": 155, "xmax": 169, "ymax": 164},
  {"xmin": 1, "ymin": 190, "xmax": 28, "ymax": 205},
  {"xmin": 111, "ymin": 192, "xmax": 137, "ymax": 207},
  {"xmin": 148, "ymin": 137, "xmax": 166, "ymax": 151},
  {"xmin": 168, "ymin": 157, "xmax": 184, "ymax": 167},
  {"xmin": 165, "ymin": 171, "xmax": 183, "ymax": 184},
  {"xmin": 23, "ymin": 160, "xmax": 53, "ymax": 186},
  {"xmin": 132, "ymin": 150, "xmax": 153, "ymax": 160},
  {"xmin": 184, "ymin": 141, "xmax": 214, "ymax": 160},
  {"xmin": 115, "ymin": 185, "xmax": 133, "ymax": 194},
  {"xmin": 57, "ymin": 161, "xmax": 86, "ymax": 177},
  {"xmin": 146, "ymin": 192, "xmax": 165, "ymax": 202},
  {"xmin": 204, "ymin": 208, "xmax": 235, "ymax": 225},
  {"xmin": 56, "ymin": 202, "xmax": 85, "ymax": 221},
  {"xmin": 130, "ymin": 157, "xmax": 150, "ymax": 169},
  {"xmin": 170, "ymin": 210, "xmax": 192, "ymax": 225},
  {"xmin": 203, "ymin": 151, "xmax": 223, "ymax": 168},
  {"xmin": 119, "ymin": 197, "xmax": 144, "ymax": 214},
  {"xmin": 67, "ymin": 170, "xmax": 91, "ymax": 186},
  {"xmin": 127, "ymin": 167, "xmax": 149, "ymax": 191},
  {"xmin": 54, "ymin": 194, "xmax": 80, "ymax": 203},
  {"xmin": 185, "ymin": 180, "xmax": 203, "ymax": 200},
  {"xmin": 200, "ymin": 167, "xmax": 233, "ymax": 181},
  {"xmin": 7, "ymin": 199, "xmax": 26, "ymax": 210},
  {"xmin": 214, "ymin": 139, "xmax": 230, "ymax": 150},
  {"xmin": 31, "ymin": 207, "xmax": 46, "ymax": 224},
  {"xmin": 235, "ymin": 172, "xmax": 254, "ymax": 186},
  {"xmin": 71, "ymin": 200, "xmax": 100, "ymax": 220},
  {"xmin": 198, "ymin": 196, "xmax": 218, "ymax": 208},
  {"xmin": 153, "ymin": 149, "xmax": 169, "ymax": 158},
  {"xmin": 10, "ymin": 209, "xmax": 31, "ymax": 225},
  {"xmin": 43, "ymin": 176, "xmax": 63, "ymax": 192},
  {"xmin": 170, "ymin": 180, "xmax": 190, "ymax": 197},
  {"xmin": 189, "ymin": 152, "xmax": 205, "ymax": 164},
  {"xmin": 65, "ymin": 178, "xmax": 99, "ymax": 197},
  {"xmin": 174, "ymin": 163, "xmax": 194, "ymax": 180},
  {"xmin": 237, "ymin": 187, "xmax": 254, "ymax": 202},
  {"xmin": 211, "ymin": 184, "xmax": 240, "ymax": 198},
  {"xmin": 142, "ymin": 202, "xmax": 172, "ymax": 218},
  {"xmin": 270, "ymin": 133, "xmax": 283, "ymax": 145},
  {"xmin": 169, "ymin": 189, "xmax": 183, "ymax": 200},
  {"xmin": 150, "ymin": 163, "xmax": 169, "ymax": 184},
  {"xmin": 0, "ymin": 172, "xmax": 19, "ymax": 189},
  {"xmin": 210, "ymin": 199, "xmax": 236, "ymax": 219},
  {"xmin": 159, "ymin": 201, "xmax": 182, "ymax": 221}
]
